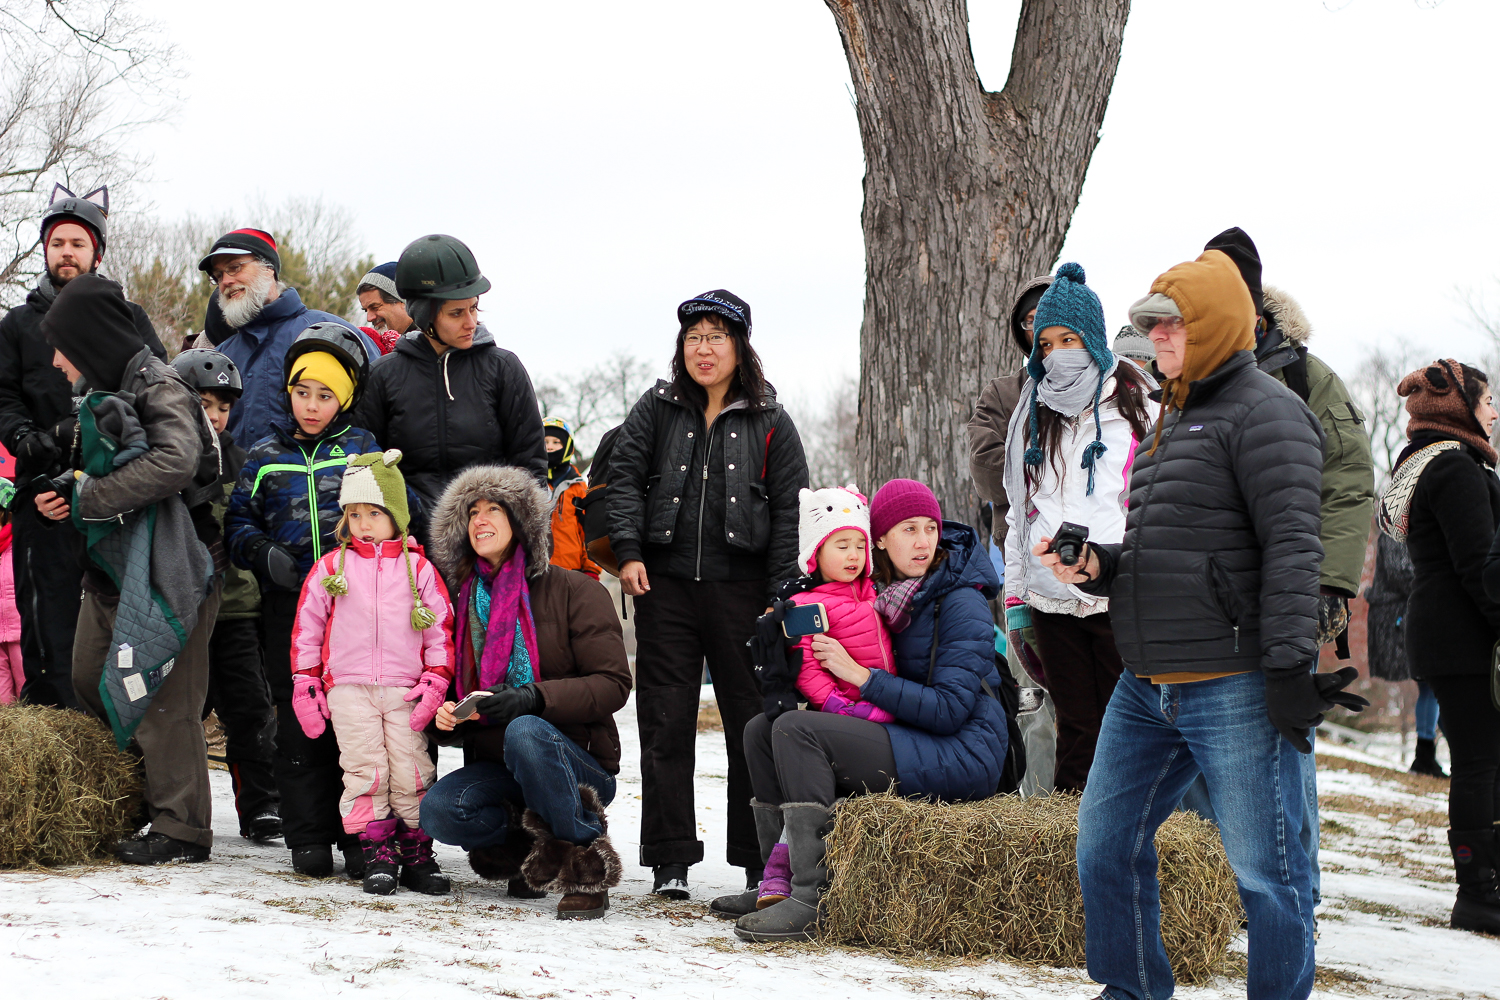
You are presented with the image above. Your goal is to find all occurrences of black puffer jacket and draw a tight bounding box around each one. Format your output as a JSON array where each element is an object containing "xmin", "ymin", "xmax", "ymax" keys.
[
  {"xmin": 607, "ymin": 380, "xmax": 807, "ymax": 601},
  {"xmin": 351, "ymin": 326, "xmax": 547, "ymax": 514},
  {"xmin": 1405, "ymin": 434, "xmax": 1500, "ymax": 679},
  {"xmin": 1089, "ymin": 351, "xmax": 1325, "ymax": 679},
  {"xmin": 0, "ymin": 274, "xmax": 166, "ymax": 477}
]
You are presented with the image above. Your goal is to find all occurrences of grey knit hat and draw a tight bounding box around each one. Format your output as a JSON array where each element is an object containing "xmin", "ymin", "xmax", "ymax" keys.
[{"xmin": 1112, "ymin": 324, "xmax": 1156, "ymax": 363}]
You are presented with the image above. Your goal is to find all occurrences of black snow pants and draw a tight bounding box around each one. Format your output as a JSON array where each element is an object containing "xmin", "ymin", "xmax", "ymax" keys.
[
  {"xmin": 10, "ymin": 486, "xmax": 83, "ymax": 709},
  {"xmin": 205, "ymin": 615, "xmax": 280, "ymax": 831}
]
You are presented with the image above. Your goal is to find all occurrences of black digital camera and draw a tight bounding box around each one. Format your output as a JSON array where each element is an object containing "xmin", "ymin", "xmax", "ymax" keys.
[{"xmin": 1047, "ymin": 521, "xmax": 1090, "ymax": 567}]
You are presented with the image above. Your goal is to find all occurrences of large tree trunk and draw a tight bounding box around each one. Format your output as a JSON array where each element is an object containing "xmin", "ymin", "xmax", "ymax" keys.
[{"xmin": 824, "ymin": 0, "xmax": 1131, "ymax": 526}]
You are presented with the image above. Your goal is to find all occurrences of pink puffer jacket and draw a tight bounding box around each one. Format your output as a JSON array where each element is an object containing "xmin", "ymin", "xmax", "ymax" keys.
[
  {"xmin": 793, "ymin": 577, "xmax": 895, "ymax": 723},
  {"xmin": 292, "ymin": 537, "xmax": 454, "ymax": 689}
]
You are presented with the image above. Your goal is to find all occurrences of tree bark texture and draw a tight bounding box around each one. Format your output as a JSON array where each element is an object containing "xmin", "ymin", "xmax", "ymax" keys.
[{"xmin": 823, "ymin": 0, "xmax": 1130, "ymax": 527}]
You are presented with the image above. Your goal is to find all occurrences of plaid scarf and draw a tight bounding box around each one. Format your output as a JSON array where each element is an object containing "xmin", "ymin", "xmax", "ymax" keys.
[{"xmin": 873, "ymin": 576, "xmax": 924, "ymax": 633}]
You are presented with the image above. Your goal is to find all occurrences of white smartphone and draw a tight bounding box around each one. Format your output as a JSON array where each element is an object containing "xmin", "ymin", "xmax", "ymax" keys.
[{"xmin": 452, "ymin": 690, "xmax": 488, "ymax": 721}]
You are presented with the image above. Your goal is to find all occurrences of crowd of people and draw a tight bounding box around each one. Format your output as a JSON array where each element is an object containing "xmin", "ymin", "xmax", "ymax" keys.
[{"xmin": 0, "ymin": 184, "xmax": 1495, "ymax": 1000}]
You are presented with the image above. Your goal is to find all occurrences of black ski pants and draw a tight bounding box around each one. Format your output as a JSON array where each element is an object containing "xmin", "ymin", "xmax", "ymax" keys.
[
  {"xmin": 1426, "ymin": 675, "xmax": 1500, "ymax": 830},
  {"xmin": 10, "ymin": 487, "xmax": 83, "ymax": 709},
  {"xmin": 633, "ymin": 575, "xmax": 765, "ymax": 870},
  {"xmin": 744, "ymin": 710, "xmax": 899, "ymax": 806},
  {"xmin": 1030, "ymin": 608, "xmax": 1125, "ymax": 794},
  {"xmin": 262, "ymin": 591, "xmax": 348, "ymax": 851},
  {"xmin": 205, "ymin": 615, "xmax": 279, "ymax": 829}
]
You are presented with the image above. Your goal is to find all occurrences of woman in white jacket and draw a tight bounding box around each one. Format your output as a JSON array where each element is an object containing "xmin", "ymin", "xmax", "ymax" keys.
[{"xmin": 1003, "ymin": 263, "xmax": 1154, "ymax": 793}]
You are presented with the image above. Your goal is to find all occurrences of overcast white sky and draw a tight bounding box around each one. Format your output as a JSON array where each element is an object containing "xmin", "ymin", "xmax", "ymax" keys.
[{"xmin": 127, "ymin": 0, "xmax": 1498, "ymax": 411}]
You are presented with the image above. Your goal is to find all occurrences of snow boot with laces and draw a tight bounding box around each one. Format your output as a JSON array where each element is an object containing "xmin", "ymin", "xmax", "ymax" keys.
[
  {"xmin": 360, "ymin": 818, "xmax": 401, "ymax": 896},
  {"xmin": 397, "ymin": 822, "xmax": 451, "ymax": 895},
  {"xmin": 710, "ymin": 799, "xmax": 783, "ymax": 919},
  {"xmin": 1449, "ymin": 829, "xmax": 1500, "ymax": 936}
]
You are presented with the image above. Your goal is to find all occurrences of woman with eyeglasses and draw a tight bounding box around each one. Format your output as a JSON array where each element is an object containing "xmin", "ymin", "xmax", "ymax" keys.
[{"xmin": 607, "ymin": 290, "xmax": 809, "ymax": 901}]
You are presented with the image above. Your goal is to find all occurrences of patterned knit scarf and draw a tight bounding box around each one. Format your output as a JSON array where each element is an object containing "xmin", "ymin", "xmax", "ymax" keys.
[
  {"xmin": 873, "ymin": 576, "xmax": 925, "ymax": 633},
  {"xmin": 454, "ymin": 546, "xmax": 538, "ymax": 708}
]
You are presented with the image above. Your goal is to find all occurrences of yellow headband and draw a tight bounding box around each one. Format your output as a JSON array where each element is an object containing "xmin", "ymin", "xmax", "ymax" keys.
[{"xmin": 288, "ymin": 351, "xmax": 355, "ymax": 409}]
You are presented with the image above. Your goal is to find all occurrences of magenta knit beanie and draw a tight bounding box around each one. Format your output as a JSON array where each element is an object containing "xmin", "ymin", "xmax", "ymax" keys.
[{"xmin": 869, "ymin": 479, "xmax": 943, "ymax": 542}]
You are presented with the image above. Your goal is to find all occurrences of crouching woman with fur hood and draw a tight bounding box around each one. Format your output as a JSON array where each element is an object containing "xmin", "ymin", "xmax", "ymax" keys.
[{"xmin": 420, "ymin": 465, "xmax": 632, "ymax": 920}]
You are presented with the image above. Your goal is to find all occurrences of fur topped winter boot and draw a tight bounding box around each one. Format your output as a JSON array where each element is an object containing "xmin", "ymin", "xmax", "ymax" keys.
[
  {"xmin": 734, "ymin": 802, "xmax": 832, "ymax": 943},
  {"xmin": 397, "ymin": 821, "xmax": 451, "ymax": 895},
  {"xmin": 519, "ymin": 785, "xmax": 623, "ymax": 920},
  {"xmin": 466, "ymin": 801, "xmax": 547, "ymax": 899},
  {"xmin": 710, "ymin": 799, "xmax": 785, "ymax": 919},
  {"xmin": 1448, "ymin": 829, "xmax": 1500, "ymax": 935},
  {"xmin": 359, "ymin": 818, "xmax": 401, "ymax": 896}
]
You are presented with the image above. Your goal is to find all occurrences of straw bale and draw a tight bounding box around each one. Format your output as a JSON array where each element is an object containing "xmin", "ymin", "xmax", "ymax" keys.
[
  {"xmin": 822, "ymin": 792, "xmax": 1241, "ymax": 983},
  {"xmin": 0, "ymin": 704, "xmax": 140, "ymax": 867}
]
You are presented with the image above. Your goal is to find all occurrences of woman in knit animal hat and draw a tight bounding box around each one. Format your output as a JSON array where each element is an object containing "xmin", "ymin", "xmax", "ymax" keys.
[
  {"xmin": 1002, "ymin": 262, "xmax": 1154, "ymax": 793},
  {"xmin": 289, "ymin": 448, "xmax": 457, "ymax": 898},
  {"xmin": 1394, "ymin": 359, "xmax": 1500, "ymax": 935}
]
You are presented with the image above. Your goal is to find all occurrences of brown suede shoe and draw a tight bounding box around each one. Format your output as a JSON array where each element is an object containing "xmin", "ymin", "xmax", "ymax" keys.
[{"xmin": 557, "ymin": 890, "xmax": 609, "ymax": 920}]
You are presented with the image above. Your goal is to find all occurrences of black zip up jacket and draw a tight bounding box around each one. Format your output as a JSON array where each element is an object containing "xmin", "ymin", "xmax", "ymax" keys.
[
  {"xmin": 351, "ymin": 326, "xmax": 547, "ymax": 513},
  {"xmin": 607, "ymin": 380, "xmax": 808, "ymax": 602},
  {"xmin": 0, "ymin": 274, "xmax": 167, "ymax": 477},
  {"xmin": 1083, "ymin": 351, "xmax": 1325, "ymax": 679}
]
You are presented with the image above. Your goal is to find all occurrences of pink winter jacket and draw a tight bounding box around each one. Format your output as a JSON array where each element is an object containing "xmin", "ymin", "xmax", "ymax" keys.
[
  {"xmin": 0, "ymin": 526, "xmax": 19, "ymax": 644},
  {"xmin": 291, "ymin": 538, "xmax": 455, "ymax": 689},
  {"xmin": 792, "ymin": 577, "xmax": 895, "ymax": 723}
]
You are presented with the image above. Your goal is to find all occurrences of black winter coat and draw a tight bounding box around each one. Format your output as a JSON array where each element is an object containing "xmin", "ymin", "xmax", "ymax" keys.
[
  {"xmin": 350, "ymin": 327, "xmax": 547, "ymax": 513},
  {"xmin": 0, "ymin": 275, "xmax": 167, "ymax": 477},
  {"xmin": 607, "ymin": 380, "xmax": 808, "ymax": 602},
  {"xmin": 1405, "ymin": 435, "xmax": 1500, "ymax": 679},
  {"xmin": 1089, "ymin": 351, "xmax": 1325, "ymax": 679},
  {"xmin": 1364, "ymin": 533, "xmax": 1413, "ymax": 682}
]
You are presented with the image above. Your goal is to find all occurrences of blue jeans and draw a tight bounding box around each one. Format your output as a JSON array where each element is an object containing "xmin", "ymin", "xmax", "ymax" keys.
[
  {"xmin": 420, "ymin": 715, "xmax": 617, "ymax": 849},
  {"xmin": 1078, "ymin": 672, "xmax": 1315, "ymax": 1000},
  {"xmin": 1414, "ymin": 680, "xmax": 1442, "ymax": 741}
]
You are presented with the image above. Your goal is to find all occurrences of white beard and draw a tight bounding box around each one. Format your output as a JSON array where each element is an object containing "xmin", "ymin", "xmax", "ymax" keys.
[{"xmin": 219, "ymin": 269, "xmax": 278, "ymax": 329}]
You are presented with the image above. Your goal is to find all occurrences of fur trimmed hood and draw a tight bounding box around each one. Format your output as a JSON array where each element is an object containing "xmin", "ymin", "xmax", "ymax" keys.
[
  {"xmin": 430, "ymin": 465, "xmax": 553, "ymax": 582},
  {"xmin": 1262, "ymin": 285, "xmax": 1312, "ymax": 346}
]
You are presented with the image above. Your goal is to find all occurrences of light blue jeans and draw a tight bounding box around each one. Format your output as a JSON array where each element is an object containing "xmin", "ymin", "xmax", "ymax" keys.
[{"xmin": 1077, "ymin": 672, "xmax": 1316, "ymax": 1000}]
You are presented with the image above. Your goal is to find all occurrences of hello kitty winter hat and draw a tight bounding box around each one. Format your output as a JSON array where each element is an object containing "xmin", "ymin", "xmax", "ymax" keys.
[{"xmin": 797, "ymin": 484, "xmax": 872, "ymax": 576}]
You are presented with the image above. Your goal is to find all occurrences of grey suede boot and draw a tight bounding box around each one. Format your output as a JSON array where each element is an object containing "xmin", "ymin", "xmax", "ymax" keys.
[
  {"xmin": 733, "ymin": 802, "xmax": 830, "ymax": 942},
  {"xmin": 710, "ymin": 799, "xmax": 784, "ymax": 919}
]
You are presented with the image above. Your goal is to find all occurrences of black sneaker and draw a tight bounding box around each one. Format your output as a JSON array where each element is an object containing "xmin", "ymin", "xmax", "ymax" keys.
[
  {"xmin": 652, "ymin": 864, "xmax": 690, "ymax": 900},
  {"xmin": 291, "ymin": 845, "xmax": 334, "ymax": 878},
  {"xmin": 241, "ymin": 812, "xmax": 283, "ymax": 843},
  {"xmin": 116, "ymin": 832, "xmax": 209, "ymax": 865}
]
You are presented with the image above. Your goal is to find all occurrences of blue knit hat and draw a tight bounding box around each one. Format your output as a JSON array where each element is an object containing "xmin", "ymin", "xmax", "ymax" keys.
[
  {"xmin": 358, "ymin": 261, "xmax": 403, "ymax": 303},
  {"xmin": 1023, "ymin": 262, "xmax": 1115, "ymax": 494}
]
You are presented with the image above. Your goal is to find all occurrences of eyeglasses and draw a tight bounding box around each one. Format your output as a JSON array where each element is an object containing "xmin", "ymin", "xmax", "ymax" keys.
[
  {"xmin": 1146, "ymin": 316, "xmax": 1185, "ymax": 331},
  {"xmin": 1020, "ymin": 316, "xmax": 1034, "ymax": 333},
  {"xmin": 209, "ymin": 259, "xmax": 261, "ymax": 285},
  {"xmin": 684, "ymin": 332, "xmax": 730, "ymax": 347}
]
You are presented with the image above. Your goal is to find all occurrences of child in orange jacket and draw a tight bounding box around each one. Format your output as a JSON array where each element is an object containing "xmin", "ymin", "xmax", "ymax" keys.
[{"xmin": 543, "ymin": 418, "xmax": 602, "ymax": 579}]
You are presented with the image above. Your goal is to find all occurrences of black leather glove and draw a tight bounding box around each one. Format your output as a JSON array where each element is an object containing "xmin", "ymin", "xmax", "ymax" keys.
[
  {"xmin": 16, "ymin": 429, "xmax": 59, "ymax": 472},
  {"xmin": 475, "ymin": 683, "xmax": 543, "ymax": 726},
  {"xmin": 251, "ymin": 540, "xmax": 302, "ymax": 591},
  {"xmin": 48, "ymin": 470, "xmax": 79, "ymax": 497},
  {"xmin": 1265, "ymin": 665, "xmax": 1369, "ymax": 754},
  {"xmin": 751, "ymin": 600, "xmax": 801, "ymax": 720}
]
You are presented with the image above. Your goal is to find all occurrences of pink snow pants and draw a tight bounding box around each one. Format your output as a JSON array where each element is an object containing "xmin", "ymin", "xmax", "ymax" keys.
[
  {"xmin": 326, "ymin": 684, "xmax": 435, "ymax": 833},
  {"xmin": 0, "ymin": 640, "xmax": 23, "ymax": 704}
]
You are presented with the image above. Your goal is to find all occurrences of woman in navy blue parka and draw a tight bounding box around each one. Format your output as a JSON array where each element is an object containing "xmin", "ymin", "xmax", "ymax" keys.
[{"xmin": 725, "ymin": 478, "xmax": 1007, "ymax": 942}]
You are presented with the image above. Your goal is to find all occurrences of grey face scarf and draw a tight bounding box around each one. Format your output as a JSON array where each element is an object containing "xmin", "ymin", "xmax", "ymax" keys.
[{"xmin": 1035, "ymin": 349, "xmax": 1101, "ymax": 417}]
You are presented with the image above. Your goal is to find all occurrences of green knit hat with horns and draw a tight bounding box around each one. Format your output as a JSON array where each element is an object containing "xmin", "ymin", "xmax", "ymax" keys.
[{"xmin": 321, "ymin": 449, "xmax": 436, "ymax": 631}]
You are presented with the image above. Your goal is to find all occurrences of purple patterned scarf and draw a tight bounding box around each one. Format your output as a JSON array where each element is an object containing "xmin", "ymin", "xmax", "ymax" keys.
[
  {"xmin": 454, "ymin": 546, "xmax": 540, "ymax": 705},
  {"xmin": 873, "ymin": 576, "xmax": 925, "ymax": 633}
]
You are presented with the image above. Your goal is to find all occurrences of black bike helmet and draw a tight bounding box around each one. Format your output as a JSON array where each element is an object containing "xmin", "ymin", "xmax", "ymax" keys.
[
  {"xmin": 40, "ymin": 184, "xmax": 109, "ymax": 256},
  {"xmin": 395, "ymin": 234, "xmax": 491, "ymax": 301},
  {"xmin": 172, "ymin": 348, "xmax": 243, "ymax": 397},
  {"xmin": 283, "ymin": 323, "xmax": 371, "ymax": 412}
]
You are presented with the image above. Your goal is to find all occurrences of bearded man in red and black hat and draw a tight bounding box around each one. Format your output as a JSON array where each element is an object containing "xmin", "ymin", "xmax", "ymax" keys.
[{"xmin": 0, "ymin": 184, "xmax": 168, "ymax": 708}]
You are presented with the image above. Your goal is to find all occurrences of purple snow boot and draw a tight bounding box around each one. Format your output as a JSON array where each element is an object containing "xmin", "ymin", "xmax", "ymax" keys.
[
  {"xmin": 397, "ymin": 822, "xmax": 451, "ymax": 896},
  {"xmin": 757, "ymin": 842, "xmax": 791, "ymax": 909},
  {"xmin": 360, "ymin": 818, "xmax": 401, "ymax": 896}
]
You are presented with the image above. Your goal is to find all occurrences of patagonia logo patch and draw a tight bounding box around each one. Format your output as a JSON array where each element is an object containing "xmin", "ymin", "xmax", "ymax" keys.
[{"xmin": 1189, "ymin": 424, "xmax": 1204, "ymax": 432}]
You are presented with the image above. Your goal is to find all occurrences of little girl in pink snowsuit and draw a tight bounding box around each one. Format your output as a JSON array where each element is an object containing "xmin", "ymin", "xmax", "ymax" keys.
[
  {"xmin": 0, "ymin": 482, "xmax": 23, "ymax": 705},
  {"xmin": 291, "ymin": 450, "xmax": 455, "ymax": 896}
]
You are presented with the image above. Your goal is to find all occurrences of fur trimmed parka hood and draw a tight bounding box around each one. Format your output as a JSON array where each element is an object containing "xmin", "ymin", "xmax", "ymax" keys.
[
  {"xmin": 1262, "ymin": 286, "xmax": 1311, "ymax": 346},
  {"xmin": 430, "ymin": 464, "xmax": 553, "ymax": 582}
]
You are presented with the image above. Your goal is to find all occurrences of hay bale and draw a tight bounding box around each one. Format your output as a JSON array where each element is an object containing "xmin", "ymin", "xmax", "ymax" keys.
[
  {"xmin": 0, "ymin": 704, "xmax": 140, "ymax": 867},
  {"xmin": 822, "ymin": 792, "xmax": 1241, "ymax": 983}
]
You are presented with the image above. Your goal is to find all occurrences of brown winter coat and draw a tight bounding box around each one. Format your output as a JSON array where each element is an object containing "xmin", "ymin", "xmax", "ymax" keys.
[
  {"xmin": 968, "ymin": 274, "xmax": 1051, "ymax": 547},
  {"xmin": 428, "ymin": 464, "xmax": 632, "ymax": 772}
]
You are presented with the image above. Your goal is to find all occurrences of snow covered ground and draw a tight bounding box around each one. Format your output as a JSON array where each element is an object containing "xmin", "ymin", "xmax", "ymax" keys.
[{"xmin": 2, "ymin": 695, "xmax": 1496, "ymax": 1000}]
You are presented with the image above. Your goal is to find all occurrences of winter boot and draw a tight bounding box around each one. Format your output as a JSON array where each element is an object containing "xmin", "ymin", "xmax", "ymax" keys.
[
  {"xmin": 1410, "ymin": 738, "xmax": 1449, "ymax": 779},
  {"xmin": 757, "ymin": 843, "xmax": 792, "ymax": 908},
  {"xmin": 1448, "ymin": 829, "xmax": 1500, "ymax": 935},
  {"xmin": 734, "ymin": 802, "xmax": 831, "ymax": 942},
  {"xmin": 466, "ymin": 802, "xmax": 547, "ymax": 898},
  {"xmin": 518, "ymin": 786, "xmax": 622, "ymax": 920},
  {"xmin": 116, "ymin": 832, "xmax": 210, "ymax": 865},
  {"xmin": 397, "ymin": 822, "xmax": 451, "ymax": 895},
  {"xmin": 291, "ymin": 844, "xmax": 334, "ymax": 878},
  {"xmin": 360, "ymin": 818, "xmax": 402, "ymax": 896},
  {"xmin": 710, "ymin": 798, "xmax": 783, "ymax": 918},
  {"xmin": 339, "ymin": 834, "xmax": 367, "ymax": 881},
  {"xmin": 242, "ymin": 810, "xmax": 284, "ymax": 843}
]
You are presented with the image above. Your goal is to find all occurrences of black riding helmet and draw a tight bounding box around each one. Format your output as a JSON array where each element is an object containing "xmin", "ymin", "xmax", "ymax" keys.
[
  {"xmin": 172, "ymin": 348, "xmax": 243, "ymax": 397},
  {"xmin": 40, "ymin": 184, "xmax": 109, "ymax": 257},
  {"xmin": 396, "ymin": 234, "xmax": 491, "ymax": 347},
  {"xmin": 283, "ymin": 322, "xmax": 370, "ymax": 413}
]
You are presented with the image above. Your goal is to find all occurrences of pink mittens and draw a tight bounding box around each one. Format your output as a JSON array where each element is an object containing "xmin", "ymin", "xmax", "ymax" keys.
[
  {"xmin": 291, "ymin": 673, "xmax": 330, "ymax": 739},
  {"xmin": 404, "ymin": 671, "xmax": 449, "ymax": 732}
]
